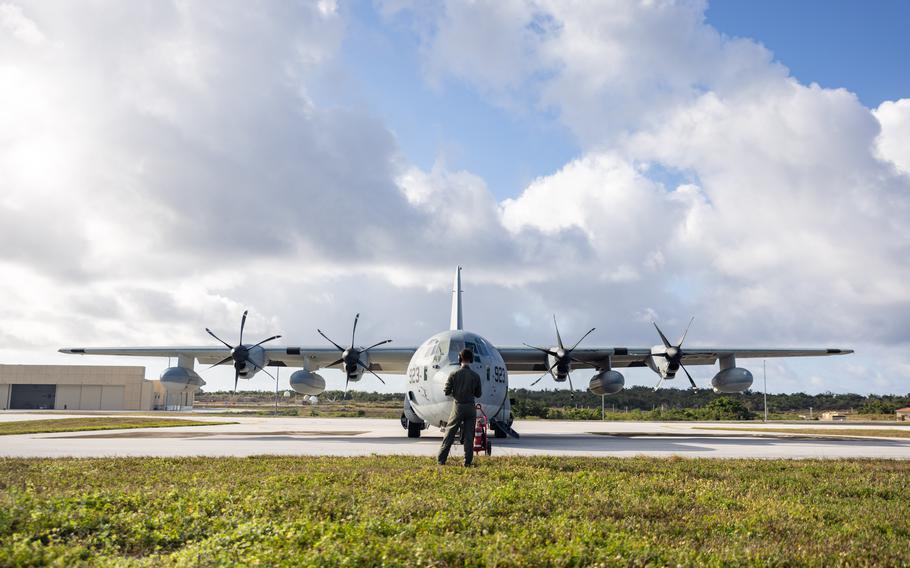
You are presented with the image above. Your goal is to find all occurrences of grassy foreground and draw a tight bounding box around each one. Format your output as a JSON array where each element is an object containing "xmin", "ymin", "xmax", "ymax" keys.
[
  {"xmin": 1, "ymin": 457, "xmax": 908, "ymax": 566},
  {"xmin": 0, "ymin": 417, "xmax": 232, "ymax": 436}
]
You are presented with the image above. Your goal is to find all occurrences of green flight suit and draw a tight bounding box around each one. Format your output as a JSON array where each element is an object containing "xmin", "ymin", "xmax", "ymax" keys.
[{"xmin": 437, "ymin": 366, "xmax": 483, "ymax": 466}]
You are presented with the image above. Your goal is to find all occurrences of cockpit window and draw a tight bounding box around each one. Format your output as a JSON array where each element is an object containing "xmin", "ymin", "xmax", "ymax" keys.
[
  {"xmin": 415, "ymin": 339, "xmax": 433, "ymax": 359},
  {"xmin": 430, "ymin": 339, "xmax": 444, "ymax": 365},
  {"xmin": 448, "ymin": 338, "xmax": 465, "ymax": 363}
]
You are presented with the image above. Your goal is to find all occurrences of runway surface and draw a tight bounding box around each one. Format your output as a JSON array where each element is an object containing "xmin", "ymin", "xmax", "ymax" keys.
[{"xmin": 2, "ymin": 412, "xmax": 909, "ymax": 459}]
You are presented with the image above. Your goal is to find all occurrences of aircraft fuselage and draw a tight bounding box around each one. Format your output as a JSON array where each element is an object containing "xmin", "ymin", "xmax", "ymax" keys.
[{"xmin": 404, "ymin": 329, "xmax": 511, "ymax": 428}]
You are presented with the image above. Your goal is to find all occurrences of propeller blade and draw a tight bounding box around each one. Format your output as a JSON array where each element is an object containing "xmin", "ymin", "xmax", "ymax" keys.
[
  {"xmin": 680, "ymin": 363, "xmax": 697, "ymax": 391},
  {"xmin": 568, "ymin": 327, "xmax": 596, "ymax": 352},
  {"xmin": 553, "ymin": 315, "xmax": 565, "ymax": 350},
  {"xmin": 239, "ymin": 310, "xmax": 248, "ymax": 345},
  {"xmin": 362, "ymin": 339, "xmax": 392, "ymax": 353},
  {"xmin": 529, "ymin": 372, "xmax": 549, "ymax": 386},
  {"xmin": 522, "ymin": 343, "xmax": 558, "ymax": 357},
  {"xmin": 208, "ymin": 354, "xmax": 234, "ymax": 370},
  {"xmin": 357, "ymin": 360, "xmax": 386, "ymax": 385},
  {"xmin": 530, "ymin": 360, "xmax": 560, "ymax": 386},
  {"xmin": 351, "ymin": 313, "xmax": 359, "ymax": 348},
  {"xmin": 343, "ymin": 377, "xmax": 350, "ymax": 400},
  {"xmin": 249, "ymin": 335, "xmax": 282, "ymax": 349},
  {"xmin": 206, "ymin": 328, "xmax": 233, "ymax": 350},
  {"xmin": 326, "ymin": 357, "xmax": 344, "ymax": 368},
  {"xmin": 567, "ymin": 372, "xmax": 575, "ymax": 399},
  {"xmin": 677, "ymin": 316, "xmax": 695, "ymax": 347},
  {"xmin": 233, "ymin": 369, "xmax": 240, "ymax": 393},
  {"xmin": 317, "ymin": 329, "xmax": 345, "ymax": 352},
  {"xmin": 248, "ymin": 359, "xmax": 278, "ymax": 382},
  {"xmin": 653, "ymin": 375, "xmax": 666, "ymax": 391},
  {"xmin": 652, "ymin": 321, "xmax": 672, "ymax": 349}
]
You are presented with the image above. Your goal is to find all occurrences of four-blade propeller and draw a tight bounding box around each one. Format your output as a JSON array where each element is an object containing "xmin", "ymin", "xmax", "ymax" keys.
[
  {"xmin": 317, "ymin": 313, "xmax": 392, "ymax": 399},
  {"xmin": 205, "ymin": 310, "xmax": 282, "ymax": 392},
  {"xmin": 523, "ymin": 315, "xmax": 597, "ymax": 396},
  {"xmin": 652, "ymin": 317, "xmax": 697, "ymax": 391}
]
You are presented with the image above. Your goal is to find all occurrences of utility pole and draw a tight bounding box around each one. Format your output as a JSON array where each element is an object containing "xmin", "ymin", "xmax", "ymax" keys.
[
  {"xmin": 763, "ymin": 359, "xmax": 768, "ymax": 423},
  {"xmin": 274, "ymin": 367, "xmax": 280, "ymax": 416}
]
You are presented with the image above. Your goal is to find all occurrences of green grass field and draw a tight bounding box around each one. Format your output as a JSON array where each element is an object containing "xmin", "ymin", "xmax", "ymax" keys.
[
  {"xmin": 0, "ymin": 417, "xmax": 233, "ymax": 436},
  {"xmin": 696, "ymin": 426, "xmax": 910, "ymax": 439},
  {"xmin": 1, "ymin": 457, "xmax": 908, "ymax": 566}
]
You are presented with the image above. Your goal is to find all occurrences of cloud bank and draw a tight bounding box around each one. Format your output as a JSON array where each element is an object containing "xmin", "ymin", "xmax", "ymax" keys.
[{"xmin": 1, "ymin": 0, "xmax": 908, "ymax": 393}]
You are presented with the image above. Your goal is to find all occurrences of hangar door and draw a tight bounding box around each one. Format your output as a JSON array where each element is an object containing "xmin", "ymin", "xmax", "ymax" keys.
[
  {"xmin": 100, "ymin": 386, "xmax": 125, "ymax": 410},
  {"xmin": 10, "ymin": 385, "xmax": 56, "ymax": 410}
]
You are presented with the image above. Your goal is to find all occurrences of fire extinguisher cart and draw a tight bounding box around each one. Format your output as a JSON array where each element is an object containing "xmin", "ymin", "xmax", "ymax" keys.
[{"xmin": 473, "ymin": 403, "xmax": 492, "ymax": 456}]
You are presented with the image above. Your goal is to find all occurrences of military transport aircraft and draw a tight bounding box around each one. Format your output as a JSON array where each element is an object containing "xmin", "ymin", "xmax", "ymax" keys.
[{"xmin": 60, "ymin": 267, "xmax": 852, "ymax": 439}]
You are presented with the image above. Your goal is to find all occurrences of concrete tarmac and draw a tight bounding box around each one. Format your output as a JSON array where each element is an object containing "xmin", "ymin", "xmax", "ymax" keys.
[{"xmin": 1, "ymin": 412, "xmax": 909, "ymax": 459}]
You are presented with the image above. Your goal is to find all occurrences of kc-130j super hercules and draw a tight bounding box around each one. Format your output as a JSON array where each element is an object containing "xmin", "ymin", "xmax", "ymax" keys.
[{"xmin": 61, "ymin": 267, "xmax": 853, "ymax": 439}]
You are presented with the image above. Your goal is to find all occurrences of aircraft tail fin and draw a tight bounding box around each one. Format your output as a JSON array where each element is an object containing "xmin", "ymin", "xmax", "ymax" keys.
[{"xmin": 450, "ymin": 266, "xmax": 463, "ymax": 331}]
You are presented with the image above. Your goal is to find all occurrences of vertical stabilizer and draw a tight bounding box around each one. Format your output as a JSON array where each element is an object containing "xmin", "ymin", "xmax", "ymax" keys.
[{"xmin": 450, "ymin": 266, "xmax": 463, "ymax": 331}]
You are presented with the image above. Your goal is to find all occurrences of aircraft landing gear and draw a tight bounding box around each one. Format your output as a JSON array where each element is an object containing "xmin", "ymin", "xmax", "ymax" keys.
[{"xmin": 401, "ymin": 411, "xmax": 426, "ymax": 438}]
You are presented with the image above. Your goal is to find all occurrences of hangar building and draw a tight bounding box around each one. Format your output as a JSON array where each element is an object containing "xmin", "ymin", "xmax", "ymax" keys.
[{"xmin": 0, "ymin": 365, "xmax": 194, "ymax": 411}]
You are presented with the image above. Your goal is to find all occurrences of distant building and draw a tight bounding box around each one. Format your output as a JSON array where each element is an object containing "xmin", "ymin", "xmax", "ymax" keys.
[
  {"xmin": 0, "ymin": 365, "xmax": 194, "ymax": 411},
  {"xmin": 821, "ymin": 411, "xmax": 848, "ymax": 422},
  {"xmin": 896, "ymin": 408, "xmax": 910, "ymax": 422}
]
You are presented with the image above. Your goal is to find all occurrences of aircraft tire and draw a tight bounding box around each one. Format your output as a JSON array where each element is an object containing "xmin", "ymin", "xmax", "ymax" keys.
[{"xmin": 407, "ymin": 421, "xmax": 423, "ymax": 438}]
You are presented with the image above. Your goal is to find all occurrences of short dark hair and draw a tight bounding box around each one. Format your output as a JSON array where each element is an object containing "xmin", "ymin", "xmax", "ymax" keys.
[{"xmin": 458, "ymin": 348, "xmax": 474, "ymax": 363}]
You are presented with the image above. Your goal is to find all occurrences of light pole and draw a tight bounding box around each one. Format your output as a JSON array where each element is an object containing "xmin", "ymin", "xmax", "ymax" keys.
[{"xmin": 763, "ymin": 359, "xmax": 768, "ymax": 422}]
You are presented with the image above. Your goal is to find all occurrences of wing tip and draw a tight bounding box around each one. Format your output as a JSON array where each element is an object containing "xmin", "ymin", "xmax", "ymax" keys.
[{"xmin": 59, "ymin": 348, "xmax": 85, "ymax": 354}]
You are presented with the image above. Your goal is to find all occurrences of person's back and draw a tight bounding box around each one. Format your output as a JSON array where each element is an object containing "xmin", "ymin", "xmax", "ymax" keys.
[
  {"xmin": 437, "ymin": 348, "xmax": 482, "ymax": 466},
  {"xmin": 445, "ymin": 366, "xmax": 481, "ymax": 404}
]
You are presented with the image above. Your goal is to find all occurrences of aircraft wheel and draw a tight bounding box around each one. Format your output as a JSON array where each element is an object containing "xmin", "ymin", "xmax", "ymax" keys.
[
  {"xmin": 485, "ymin": 439, "xmax": 492, "ymax": 456},
  {"xmin": 494, "ymin": 427, "xmax": 507, "ymax": 439},
  {"xmin": 407, "ymin": 421, "xmax": 423, "ymax": 438}
]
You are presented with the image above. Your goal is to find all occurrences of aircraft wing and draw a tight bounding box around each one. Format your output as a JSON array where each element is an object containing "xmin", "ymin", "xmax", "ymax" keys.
[
  {"xmin": 59, "ymin": 346, "xmax": 418, "ymax": 373},
  {"xmin": 498, "ymin": 346, "xmax": 854, "ymax": 374}
]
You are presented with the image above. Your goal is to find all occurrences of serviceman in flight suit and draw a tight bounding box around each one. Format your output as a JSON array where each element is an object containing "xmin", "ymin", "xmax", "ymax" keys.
[{"xmin": 437, "ymin": 348, "xmax": 482, "ymax": 467}]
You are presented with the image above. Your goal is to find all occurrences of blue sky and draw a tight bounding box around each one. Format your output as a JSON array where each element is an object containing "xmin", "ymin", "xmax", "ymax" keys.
[
  {"xmin": 336, "ymin": 0, "xmax": 579, "ymax": 200},
  {"xmin": 707, "ymin": 0, "xmax": 910, "ymax": 107}
]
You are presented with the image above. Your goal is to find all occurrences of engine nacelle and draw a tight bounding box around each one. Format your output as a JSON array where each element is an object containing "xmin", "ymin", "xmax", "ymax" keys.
[
  {"xmin": 546, "ymin": 354, "xmax": 569, "ymax": 381},
  {"xmin": 289, "ymin": 370, "xmax": 326, "ymax": 396},
  {"xmin": 160, "ymin": 367, "xmax": 205, "ymax": 392},
  {"xmin": 711, "ymin": 367, "xmax": 753, "ymax": 393},
  {"xmin": 588, "ymin": 370, "xmax": 625, "ymax": 395}
]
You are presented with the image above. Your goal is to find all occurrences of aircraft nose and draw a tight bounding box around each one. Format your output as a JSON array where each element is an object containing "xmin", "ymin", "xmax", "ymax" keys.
[{"xmin": 432, "ymin": 364, "xmax": 461, "ymax": 384}]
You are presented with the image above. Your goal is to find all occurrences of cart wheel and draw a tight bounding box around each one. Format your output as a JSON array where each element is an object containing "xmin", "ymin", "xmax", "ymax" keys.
[{"xmin": 485, "ymin": 439, "xmax": 492, "ymax": 456}]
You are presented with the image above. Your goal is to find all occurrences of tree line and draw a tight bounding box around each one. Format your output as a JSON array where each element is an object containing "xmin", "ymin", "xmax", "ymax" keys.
[{"xmin": 199, "ymin": 386, "xmax": 909, "ymax": 415}]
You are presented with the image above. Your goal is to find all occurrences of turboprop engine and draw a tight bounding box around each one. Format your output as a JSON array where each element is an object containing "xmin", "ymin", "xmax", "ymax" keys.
[
  {"xmin": 160, "ymin": 367, "xmax": 205, "ymax": 392},
  {"xmin": 588, "ymin": 370, "xmax": 625, "ymax": 395},
  {"xmin": 289, "ymin": 370, "xmax": 326, "ymax": 396},
  {"xmin": 711, "ymin": 368, "xmax": 754, "ymax": 393},
  {"xmin": 205, "ymin": 310, "xmax": 282, "ymax": 391},
  {"xmin": 524, "ymin": 315, "xmax": 597, "ymax": 395},
  {"xmin": 317, "ymin": 313, "xmax": 392, "ymax": 398}
]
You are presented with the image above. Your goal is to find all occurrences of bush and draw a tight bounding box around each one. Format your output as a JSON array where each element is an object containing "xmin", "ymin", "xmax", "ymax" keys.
[
  {"xmin": 860, "ymin": 399, "xmax": 899, "ymax": 415},
  {"xmin": 698, "ymin": 397, "xmax": 754, "ymax": 420}
]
